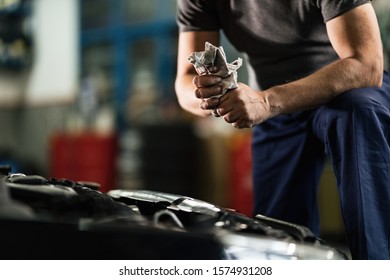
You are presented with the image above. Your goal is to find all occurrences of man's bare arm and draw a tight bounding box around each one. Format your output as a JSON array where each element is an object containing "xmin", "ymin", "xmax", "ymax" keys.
[
  {"xmin": 264, "ymin": 3, "xmax": 383, "ymax": 117},
  {"xmin": 174, "ymin": 31, "xmax": 220, "ymax": 116}
]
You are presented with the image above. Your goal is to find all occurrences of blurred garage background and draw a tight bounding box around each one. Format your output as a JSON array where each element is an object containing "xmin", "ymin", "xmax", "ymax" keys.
[{"xmin": 0, "ymin": 0, "xmax": 389, "ymax": 252}]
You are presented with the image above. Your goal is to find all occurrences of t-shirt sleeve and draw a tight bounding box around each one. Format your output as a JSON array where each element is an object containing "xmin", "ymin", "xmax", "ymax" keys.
[
  {"xmin": 176, "ymin": 0, "xmax": 220, "ymax": 32},
  {"xmin": 316, "ymin": 0, "xmax": 372, "ymax": 22}
]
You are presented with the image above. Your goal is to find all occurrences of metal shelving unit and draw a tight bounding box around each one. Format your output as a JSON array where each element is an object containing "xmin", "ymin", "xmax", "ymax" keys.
[
  {"xmin": 0, "ymin": 0, "xmax": 32, "ymax": 71},
  {"xmin": 79, "ymin": 0, "xmax": 178, "ymax": 131},
  {"xmin": 78, "ymin": 0, "xmax": 194, "ymax": 192}
]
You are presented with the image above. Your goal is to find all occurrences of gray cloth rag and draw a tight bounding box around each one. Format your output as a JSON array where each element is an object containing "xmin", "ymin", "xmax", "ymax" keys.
[{"xmin": 188, "ymin": 42, "xmax": 242, "ymax": 95}]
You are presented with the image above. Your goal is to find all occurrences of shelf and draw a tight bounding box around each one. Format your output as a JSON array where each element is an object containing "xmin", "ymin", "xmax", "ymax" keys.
[
  {"xmin": 79, "ymin": 0, "xmax": 178, "ymax": 131},
  {"xmin": 0, "ymin": 0, "xmax": 32, "ymax": 71}
]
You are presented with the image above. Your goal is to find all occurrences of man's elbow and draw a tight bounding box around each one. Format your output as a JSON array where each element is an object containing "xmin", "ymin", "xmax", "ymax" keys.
[
  {"xmin": 366, "ymin": 57, "xmax": 384, "ymax": 88},
  {"xmin": 174, "ymin": 79, "xmax": 193, "ymax": 113},
  {"xmin": 370, "ymin": 67, "xmax": 383, "ymax": 88},
  {"xmin": 174, "ymin": 79, "xmax": 186, "ymax": 109}
]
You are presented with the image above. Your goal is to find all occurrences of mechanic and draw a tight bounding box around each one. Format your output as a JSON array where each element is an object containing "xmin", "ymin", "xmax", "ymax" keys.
[{"xmin": 174, "ymin": 0, "xmax": 390, "ymax": 260}]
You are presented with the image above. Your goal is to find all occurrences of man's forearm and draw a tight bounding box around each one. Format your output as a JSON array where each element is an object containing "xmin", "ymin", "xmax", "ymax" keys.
[
  {"xmin": 265, "ymin": 57, "xmax": 383, "ymax": 117},
  {"xmin": 265, "ymin": 3, "xmax": 384, "ymax": 118}
]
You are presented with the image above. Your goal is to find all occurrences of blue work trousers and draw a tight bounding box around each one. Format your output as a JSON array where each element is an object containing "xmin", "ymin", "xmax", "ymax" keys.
[{"xmin": 252, "ymin": 71, "xmax": 390, "ymax": 260}]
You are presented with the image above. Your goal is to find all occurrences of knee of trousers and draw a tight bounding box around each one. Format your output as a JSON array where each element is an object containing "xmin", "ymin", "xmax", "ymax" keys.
[
  {"xmin": 326, "ymin": 87, "xmax": 389, "ymax": 115},
  {"xmin": 315, "ymin": 86, "xmax": 390, "ymax": 158}
]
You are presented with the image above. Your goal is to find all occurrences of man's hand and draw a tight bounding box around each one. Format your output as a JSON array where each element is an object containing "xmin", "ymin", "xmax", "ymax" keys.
[
  {"xmin": 175, "ymin": 31, "xmax": 221, "ymax": 117},
  {"xmin": 194, "ymin": 77, "xmax": 272, "ymax": 128},
  {"xmin": 217, "ymin": 83, "xmax": 271, "ymax": 128},
  {"xmin": 193, "ymin": 73, "xmax": 223, "ymax": 113}
]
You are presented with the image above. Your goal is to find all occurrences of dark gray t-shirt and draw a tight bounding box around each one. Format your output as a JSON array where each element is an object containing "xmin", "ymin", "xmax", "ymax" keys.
[{"xmin": 177, "ymin": 0, "xmax": 371, "ymax": 90}]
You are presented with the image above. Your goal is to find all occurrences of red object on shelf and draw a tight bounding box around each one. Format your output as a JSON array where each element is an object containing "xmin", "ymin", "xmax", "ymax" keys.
[
  {"xmin": 50, "ymin": 132, "xmax": 118, "ymax": 193},
  {"xmin": 229, "ymin": 133, "xmax": 253, "ymax": 217}
]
